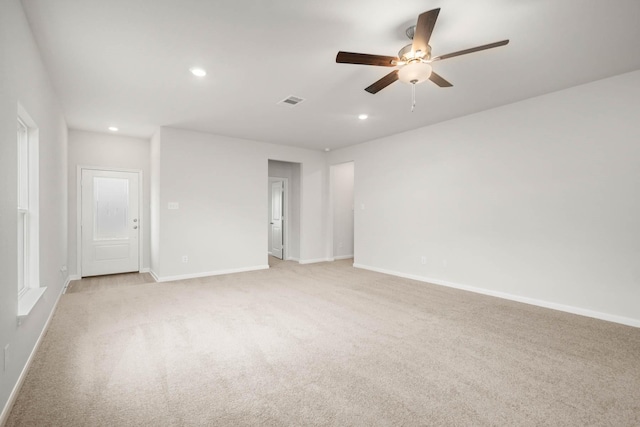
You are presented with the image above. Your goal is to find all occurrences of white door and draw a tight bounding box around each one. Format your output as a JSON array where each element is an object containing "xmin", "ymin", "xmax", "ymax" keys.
[
  {"xmin": 81, "ymin": 169, "xmax": 140, "ymax": 277},
  {"xmin": 270, "ymin": 180, "xmax": 284, "ymax": 259}
]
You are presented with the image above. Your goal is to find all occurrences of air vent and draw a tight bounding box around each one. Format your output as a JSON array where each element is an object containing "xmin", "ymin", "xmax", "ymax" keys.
[{"xmin": 278, "ymin": 95, "xmax": 305, "ymax": 107}]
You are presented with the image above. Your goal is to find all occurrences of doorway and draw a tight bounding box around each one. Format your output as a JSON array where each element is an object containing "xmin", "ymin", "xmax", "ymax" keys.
[
  {"xmin": 269, "ymin": 178, "xmax": 286, "ymax": 259},
  {"xmin": 268, "ymin": 160, "xmax": 301, "ymax": 262},
  {"xmin": 330, "ymin": 161, "xmax": 355, "ymax": 260},
  {"xmin": 79, "ymin": 168, "xmax": 142, "ymax": 277}
]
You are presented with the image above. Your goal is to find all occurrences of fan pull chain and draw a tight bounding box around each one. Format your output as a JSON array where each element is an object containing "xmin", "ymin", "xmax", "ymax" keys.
[{"xmin": 411, "ymin": 81, "xmax": 417, "ymax": 112}]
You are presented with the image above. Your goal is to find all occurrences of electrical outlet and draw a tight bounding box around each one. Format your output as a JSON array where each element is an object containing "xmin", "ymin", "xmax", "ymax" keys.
[
  {"xmin": 4, "ymin": 344, "xmax": 9, "ymax": 371},
  {"xmin": 182, "ymin": 255, "xmax": 188, "ymax": 263},
  {"xmin": 421, "ymin": 256, "xmax": 427, "ymax": 265}
]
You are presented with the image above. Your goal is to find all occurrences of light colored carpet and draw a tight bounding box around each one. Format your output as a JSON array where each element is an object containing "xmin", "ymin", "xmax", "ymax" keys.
[
  {"xmin": 66, "ymin": 272, "xmax": 155, "ymax": 294},
  {"xmin": 6, "ymin": 259, "xmax": 640, "ymax": 426}
]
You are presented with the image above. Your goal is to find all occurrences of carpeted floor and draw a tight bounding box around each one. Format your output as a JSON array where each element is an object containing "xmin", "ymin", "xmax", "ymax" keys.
[
  {"xmin": 6, "ymin": 259, "xmax": 640, "ymax": 426},
  {"xmin": 65, "ymin": 272, "xmax": 155, "ymax": 294}
]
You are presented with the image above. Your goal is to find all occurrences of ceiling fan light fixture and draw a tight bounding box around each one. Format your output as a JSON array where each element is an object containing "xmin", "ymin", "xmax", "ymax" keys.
[{"xmin": 398, "ymin": 62, "xmax": 432, "ymax": 84}]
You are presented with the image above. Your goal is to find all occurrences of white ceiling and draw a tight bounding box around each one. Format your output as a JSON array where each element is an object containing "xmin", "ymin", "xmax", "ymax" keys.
[{"xmin": 21, "ymin": 0, "xmax": 640, "ymax": 151}]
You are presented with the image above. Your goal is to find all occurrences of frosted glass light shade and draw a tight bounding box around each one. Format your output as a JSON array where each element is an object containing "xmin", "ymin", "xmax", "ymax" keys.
[{"xmin": 397, "ymin": 62, "xmax": 433, "ymax": 84}]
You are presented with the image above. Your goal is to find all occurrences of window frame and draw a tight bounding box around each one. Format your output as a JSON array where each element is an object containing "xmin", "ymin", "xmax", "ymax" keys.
[
  {"xmin": 17, "ymin": 117, "xmax": 29, "ymax": 297},
  {"xmin": 17, "ymin": 104, "xmax": 44, "ymax": 318}
]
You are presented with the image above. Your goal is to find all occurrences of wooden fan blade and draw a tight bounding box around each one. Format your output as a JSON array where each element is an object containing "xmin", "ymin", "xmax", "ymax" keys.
[
  {"xmin": 412, "ymin": 8, "xmax": 440, "ymax": 54},
  {"xmin": 429, "ymin": 71, "xmax": 453, "ymax": 87},
  {"xmin": 431, "ymin": 40, "xmax": 509, "ymax": 62},
  {"xmin": 336, "ymin": 51, "xmax": 398, "ymax": 67},
  {"xmin": 365, "ymin": 70, "xmax": 399, "ymax": 94}
]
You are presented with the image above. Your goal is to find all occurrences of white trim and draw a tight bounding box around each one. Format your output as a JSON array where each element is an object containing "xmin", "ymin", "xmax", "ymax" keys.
[
  {"xmin": 298, "ymin": 258, "xmax": 332, "ymax": 265},
  {"xmin": 140, "ymin": 267, "xmax": 150, "ymax": 273},
  {"xmin": 286, "ymin": 257, "xmax": 299, "ymax": 262},
  {"xmin": 1, "ymin": 284, "xmax": 64, "ymax": 425},
  {"xmin": 268, "ymin": 176, "xmax": 289, "ymax": 260},
  {"xmin": 149, "ymin": 270, "xmax": 160, "ymax": 282},
  {"xmin": 77, "ymin": 166, "xmax": 144, "ymax": 278},
  {"xmin": 17, "ymin": 105, "xmax": 41, "ymax": 304},
  {"xmin": 154, "ymin": 265, "xmax": 269, "ymax": 283},
  {"xmin": 61, "ymin": 275, "xmax": 74, "ymax": 294},
  {"xmin": 328, "ymin": 161, "xmax": 356, "ymax": 263},
  {"xmin": 75, "ymin": 167, "xmax": 81, "ymax": 276},
  {"xmin": 17, "ymin": 287, "xmax": 47, "ymax": 317},
  {"xmin": 327, "ymin": 164, "xmax": 334, "ymax": 262},
  {"xmin": 353, "ymin": 263, "xmax": 640, "ymax": 328}
]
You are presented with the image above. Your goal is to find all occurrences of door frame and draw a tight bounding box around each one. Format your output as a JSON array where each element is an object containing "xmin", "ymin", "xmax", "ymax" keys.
[
  {"xmin": 268, "ymin": 176, "xmax": 288, "ymax": 260},
  {"xmin": 76, "ymin": 166, "xmax": 144, "ymax": 277},
  {"xmin": 328, "ymin": 161, "xmax": 355, "ymax": 262}
]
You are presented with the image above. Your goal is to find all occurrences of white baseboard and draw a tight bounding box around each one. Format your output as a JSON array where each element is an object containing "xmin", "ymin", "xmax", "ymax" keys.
[
  {"xmin": 140, "ymin": 267, "xmax": 150, "ymax": 273},
  {"xmin": 154, "ymin": 265, "xmax": 269, "ymax": 283},
  {"xmin": 0, "ymin": 283, "xmax": 65, "ymax": 425},
  {"xmin": 286, "ymin": 257, "xmax": 299, "ymax": 262},
  {"xmin": 298, "ymin": 258, "xmax": 332, "ymax": 265},
  {"xmin": 149, "ymin": 270, "xmax": 160, "ymax": 282},
  {"xmin": 61, "ymin": 275, "xmax": 73, "ymax": 294},
  {"xmin": 62, "ymin": 275, "xmax": 81, "ymax": 295},
  {"xmin": 333, "ymin": 254, "xmax": 354, "ymax": 261},
  {"xmin": 353, "ymin": 263, "xmax": 640, "ymax": 328}
]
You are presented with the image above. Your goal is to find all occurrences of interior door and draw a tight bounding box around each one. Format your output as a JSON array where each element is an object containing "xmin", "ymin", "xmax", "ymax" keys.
[
  {"xmin": 270, "ymin": 180, "xmax": 284, "ymax": 259},
  {"xmin": 81, "ymin": 169, "xmax": 140, "ymax": 277}
]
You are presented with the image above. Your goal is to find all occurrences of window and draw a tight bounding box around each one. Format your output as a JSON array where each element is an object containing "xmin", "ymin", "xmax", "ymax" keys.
[
  {"xmin": 17, "ymin": 118, "xmax": 29, "ymax": 297},
  {"xmin": 17, "ymin": 106, "xmax": 44, "ymax": 317}
]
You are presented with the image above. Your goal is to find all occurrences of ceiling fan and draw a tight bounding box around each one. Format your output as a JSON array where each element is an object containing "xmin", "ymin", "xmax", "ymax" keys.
[{"xmin": 336, "ymin": 8, "xmax": 509, "ymax": 97}]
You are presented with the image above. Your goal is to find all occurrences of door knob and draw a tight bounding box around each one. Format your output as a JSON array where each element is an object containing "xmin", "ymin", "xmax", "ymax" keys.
[
  {"xmin": 133, "ymin": 219, "xmax": 138, "ymax": 222},
  {"xmin": 133, "ymin": 226, "xmax": 138, "ymax": 230}
]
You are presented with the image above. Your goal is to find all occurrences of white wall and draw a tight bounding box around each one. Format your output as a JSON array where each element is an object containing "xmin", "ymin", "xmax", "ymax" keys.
[
  {"xmin": 0, "ymin": 0, "xmax": 68, "ymax": 418},
  {"xmin": 331, "ymin": 162, "xmax": 354, "ymax": 259},
  {"xmin": 67, "ymin": 130, "xmax": 151, "ymax": 276},
  {"xmin": 329, "ymin": 70, "xmax": 640, "ymax": 325},
  {"xmin": 152, "ymin": 127, "xmax": 326, "ymax": 280},
  {"xmin": 268, "ymin": 160, "xmax": 301, "ymax": 261}
]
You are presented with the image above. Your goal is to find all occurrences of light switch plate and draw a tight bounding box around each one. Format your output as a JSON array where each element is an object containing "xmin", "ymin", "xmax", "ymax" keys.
[{"xmin": 168, "ymin": 202, "xmax": 179, "ymax": 210}]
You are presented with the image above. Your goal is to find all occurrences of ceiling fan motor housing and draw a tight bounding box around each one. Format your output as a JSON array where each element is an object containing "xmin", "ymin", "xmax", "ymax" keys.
[{"xmin": 398, "ymin": 43, "xmax": 431, "ymax": 62}]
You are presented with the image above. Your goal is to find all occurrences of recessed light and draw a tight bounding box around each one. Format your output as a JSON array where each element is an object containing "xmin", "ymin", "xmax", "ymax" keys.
[
  {"xmin": 358, "ymin": 114, "xmax": 369, "ymax": 120},
  {"xmin": 108, "ymin": 126, "xmax": 118, "ymax": 132},
  {"xmin": 190, "ymin": 67, "xmax": 207, "ymax": 77},
  {"xmin": 324, "ymin": 148, "xmax": 331, "ymax": 152}
]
